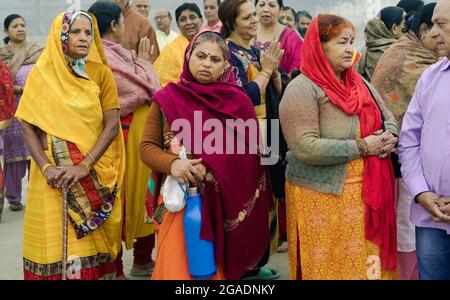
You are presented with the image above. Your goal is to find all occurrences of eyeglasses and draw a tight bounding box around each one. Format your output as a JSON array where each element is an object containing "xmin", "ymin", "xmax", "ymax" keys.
[{"xmin": 154, "ymin": 15, "xmax": 169, "ymax": 21}]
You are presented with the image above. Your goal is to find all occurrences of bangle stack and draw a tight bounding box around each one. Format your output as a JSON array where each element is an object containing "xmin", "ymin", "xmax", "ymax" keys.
[
  {"xmin": 79, "ymin": 161, "xmax": 91, "ymax": 174},
  {"xmin": 87, "ymin": 152, "xmax": 97, "ymax": 164},
  {"xmin": 356, "ymin": 138, "xmax": 369, "ymax": 158},
  {"xmin": 40, "ymin": 163, "xmax": 54, "ymax": 175}
]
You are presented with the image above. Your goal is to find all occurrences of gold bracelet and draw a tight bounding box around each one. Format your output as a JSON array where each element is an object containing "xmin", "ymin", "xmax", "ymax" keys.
[
  {"xmin": 79, "ymin": 161, "xmax": 91, "ymax": 174},
  {"xmin": 259, "ymin": 71, "xmax": 271, "ymax": 79},
  {"xmin": 361, "ymin": 139, "xmax": 369, "ymax": 157},
  {"xmin": 87, "ymin": 152, "xmax": 97, "ymax": 163},
  {"xmin": 356, "ymin": 138, "xmax": 368, "ymax": 158},
  {"xmin": 40, "ymin": 163, "xmax": 54, "ymax": 175}
]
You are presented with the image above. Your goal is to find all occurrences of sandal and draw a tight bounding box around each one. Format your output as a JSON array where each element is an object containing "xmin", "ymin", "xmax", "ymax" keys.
[
  {"xmin": 9, "ymin": 202, "xmax": 23, "ymax": 212},
  {"xmin": 129, "ymin": 262, "xmax": 155, "ymax": 277},
  {"xmin": 242, "ymin": 268, "xmax": 280, "ymax": 280}
]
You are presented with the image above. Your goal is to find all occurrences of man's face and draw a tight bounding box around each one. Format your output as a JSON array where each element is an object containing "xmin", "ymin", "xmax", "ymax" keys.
[
  {"xmin": 297, "ymin": 15, "xmax": 311, "ymax": 38},
  {"xmin": 155, "ymin": 10, "xmax": 171, "ymax": 31},
  {"xmin": 298, "ymin": 15, "xmax": 311, "ymax": 30},
  {"xmin": 204, "ymin": 0, "xmax": 219, "ymax": 24},
  {"xmin": 133, "ymin": 0, "xmax": 150, "ymax": 18},
  {"xmin": 430, "ymin": 0, "xmax": 450, "ymax": 58}
]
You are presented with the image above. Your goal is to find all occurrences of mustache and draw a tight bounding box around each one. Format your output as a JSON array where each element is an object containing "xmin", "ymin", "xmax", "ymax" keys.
[{"xmin": 298, "ymin": 28, "xmax": 307, "ymax": 37}]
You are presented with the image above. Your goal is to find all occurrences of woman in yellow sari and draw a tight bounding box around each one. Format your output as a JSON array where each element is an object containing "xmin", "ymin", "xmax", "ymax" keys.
[
  {"xmin": 16, "ymin": 10, "xmax": 125, "ymax": 280},
  {"xmin": 89, "ymin": 1, "xmax": 161, "ymax": 279}
]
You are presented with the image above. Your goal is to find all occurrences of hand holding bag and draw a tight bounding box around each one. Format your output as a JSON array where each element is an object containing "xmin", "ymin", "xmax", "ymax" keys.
[{"xmin": 163, "ymin": 146, "xmax": 188, "ymax": 212}]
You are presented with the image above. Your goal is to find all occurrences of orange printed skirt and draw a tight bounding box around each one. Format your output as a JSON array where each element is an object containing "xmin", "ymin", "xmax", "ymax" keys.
[{"xmin": 285, "ymin": 159, "xmax": 397, "ymax": 280}]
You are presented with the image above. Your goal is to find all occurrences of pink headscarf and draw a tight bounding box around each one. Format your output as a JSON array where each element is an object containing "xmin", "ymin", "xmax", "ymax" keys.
[{"xmin": 102, "ymin": 39, "xmax": 160, "ymax": 117}]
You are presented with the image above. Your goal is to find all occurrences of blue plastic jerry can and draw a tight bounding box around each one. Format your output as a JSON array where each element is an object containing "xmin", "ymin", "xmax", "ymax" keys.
[{"xmin": 183, "ymin": 187, "xmax": 217, "ymax": 279}]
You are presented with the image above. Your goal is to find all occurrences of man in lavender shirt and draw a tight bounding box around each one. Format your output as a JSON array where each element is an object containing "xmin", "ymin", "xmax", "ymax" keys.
[{"xmin": 398, "ymin": 0, "xmax": 450, "ymax": 280}]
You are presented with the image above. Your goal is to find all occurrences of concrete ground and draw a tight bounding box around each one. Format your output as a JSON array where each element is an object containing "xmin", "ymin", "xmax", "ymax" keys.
[{"xmin": 0, "ymin": 175, "xmax": 289, "ymax": 280}]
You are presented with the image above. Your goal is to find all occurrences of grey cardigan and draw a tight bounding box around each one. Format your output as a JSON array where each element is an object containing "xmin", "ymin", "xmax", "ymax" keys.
[{"xmin": 279, "ymin": 74, "xmax": 398, "ymax": 195}]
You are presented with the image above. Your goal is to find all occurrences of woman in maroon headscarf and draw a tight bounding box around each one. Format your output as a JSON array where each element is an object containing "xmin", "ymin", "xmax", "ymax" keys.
[
  {"xmin": 280, "ymin": 15, "xmax": 399, "ymax": 280},
  {"xmin": 0, "ymin": 58, "xmax": 15, "ymax": 222},
  {"xmin": 139, "ymin": 31, "xmax": 272, "ymax": 280}
]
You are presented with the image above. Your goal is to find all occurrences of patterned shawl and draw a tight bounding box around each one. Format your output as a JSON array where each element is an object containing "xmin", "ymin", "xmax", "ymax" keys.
[
  {"xmin": 0, "ymin": 41, "xmax": 44, "ymax": 79},
  {"xmin": 356, "ymin": 18, "xmax": 397, "ymax": 81},
  {"xmin": 371, "ymin": 31, "xmax": 439, "ymax": 127},
  {"xmin": 102, "ymin": 39, "xmax": 160, "ymax": 117}
]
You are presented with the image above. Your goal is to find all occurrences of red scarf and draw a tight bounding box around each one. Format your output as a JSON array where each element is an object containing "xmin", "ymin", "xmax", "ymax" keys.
[
  {"xmin": 153, "ymin": 32, "xmax": 272, "ymax": 279},
  {"xmin": 301, "ymin": 17, "xmax": 397, "ymax": 271},
  {"xmin": 0, "ymin": 59, "xmax": 15, "ymax": 127}
]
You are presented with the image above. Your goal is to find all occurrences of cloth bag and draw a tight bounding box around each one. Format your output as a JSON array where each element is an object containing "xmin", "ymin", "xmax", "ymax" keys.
[{"xmin": 163, "ymin": 146, "xmax": 188, "ymax": 212}]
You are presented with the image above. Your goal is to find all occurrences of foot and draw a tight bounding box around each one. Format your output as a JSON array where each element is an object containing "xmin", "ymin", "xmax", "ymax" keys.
[
  {"xmin": 129, "ymin": 261, "xmax": 155, "ymax": 277},
  {"xmin": 9, "ymin": 202, "xmax": 23, "ymax": 212},
  {"xmin": 242, "ymin": 268, "xmax": 281, "ymax": 280},
  {"xmin": 277, "ymin": 241, "xmax": 288, "ymax": 253}
]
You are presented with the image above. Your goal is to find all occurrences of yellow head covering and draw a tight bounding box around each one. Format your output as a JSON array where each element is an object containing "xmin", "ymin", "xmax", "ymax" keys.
[{"xmin": 16, "ymin": 11, "xmax": 124, "ymax": 186}]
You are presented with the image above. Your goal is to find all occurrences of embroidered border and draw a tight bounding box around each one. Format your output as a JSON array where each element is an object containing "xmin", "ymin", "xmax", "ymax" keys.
[
  {"xmin": 23, "ymin": 253, "xmax": 113, "ymax": 277},
  {"xmin": 224, "ymin": 173, "xmax": 267, "ymax": 232},
  {"xmin": 51, "ymin": 136, "xmax": 117, "ymax": 239}
]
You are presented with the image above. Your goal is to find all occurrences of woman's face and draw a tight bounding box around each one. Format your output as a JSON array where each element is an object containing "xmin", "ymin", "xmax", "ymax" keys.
[
  {"xmin": 188, "ymin": 41, "xmax": 229, "ymax": 84},
  {"xmin": 421, "ymin": 26, "xmax": 438, "ymax": 53},
  {"xmin": 256, "ymin": 0, "xmax": 281, "ymax": 26},
  {"xmin": 321, "ymin": 27, "xmax": 356, "ymax": 76},
  {"xmin": 66, "ymin": 15, "xmax": 93, "ymax": 59},
  {"xmin": 5, "ymin": 18, "xmax": 27, "ymax": 44},
  {"xmin": 279, "ymin": 10, "xmax": 296, "ymax": 29},
  {"xmin": 391, "ymin": 14, "xmax": 406, "ymax": 39},
  {"xmin": 231, "ymin": 1, "xmax": 258, "ymax": 40},
  {"xmin": 111, "ymin": 14, "xmax": 125, "ymax": 43},
  {"xmin": 177, "ymin": 9, "xmax": 203, "ymax": 41}
]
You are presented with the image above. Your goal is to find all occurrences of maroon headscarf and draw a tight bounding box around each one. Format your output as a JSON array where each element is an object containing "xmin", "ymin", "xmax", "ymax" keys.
[{"xmin": 153, "ymin": 32, "xmax": 272, "ymax": 279}]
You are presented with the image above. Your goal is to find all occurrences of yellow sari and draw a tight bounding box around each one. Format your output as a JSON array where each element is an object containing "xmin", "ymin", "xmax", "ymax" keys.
[
  {"xmin": 153, "ymin": 35, "xmax": 189, "ymax": 88},
  {"xmin": 124, "ymin": 104, "xmax": 153, "ymax": 248},
  {"xmin": 16, "ymin": 12, "xmax": 125, "ymax": 280}
]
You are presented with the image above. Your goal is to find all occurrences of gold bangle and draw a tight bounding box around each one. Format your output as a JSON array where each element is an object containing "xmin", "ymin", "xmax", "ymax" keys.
[
  {"xmin": 259, "ymin": 71, "xmax": 271, "ymax": 79},
  {"xmin": 361, "ymin": 139, "xmax": 369, "ymax": 157},
  {"xmin": 87, "ymin": 152, "xmax": 97, "ymax": 163},
  {"xmin": 356, "ymin": 138, "xmax": 368, "ymax": 158},
  {"xmin": 40, "ymin": 163, "xmax": 54, "ymax": 175},
  {"xmin": 79, "ymin": 161, "xmax": 91, "ymax": 174}
]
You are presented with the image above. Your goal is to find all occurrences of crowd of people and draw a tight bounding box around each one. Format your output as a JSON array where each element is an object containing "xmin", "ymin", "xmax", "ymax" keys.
[{"xmin": 0, "ymin": 0, "xmax": 449, "ymax": 281}]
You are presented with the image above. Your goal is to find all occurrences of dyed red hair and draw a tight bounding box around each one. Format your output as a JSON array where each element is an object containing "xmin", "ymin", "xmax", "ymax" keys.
[{"xmin": 318, "ymin": 14, "xmax": 355, "ymax": 43}]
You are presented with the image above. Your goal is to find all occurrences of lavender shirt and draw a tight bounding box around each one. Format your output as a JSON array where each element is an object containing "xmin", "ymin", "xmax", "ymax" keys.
[{"xmin": 399, "ymin": 57, "xmax": 450, "ymax": 234}]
